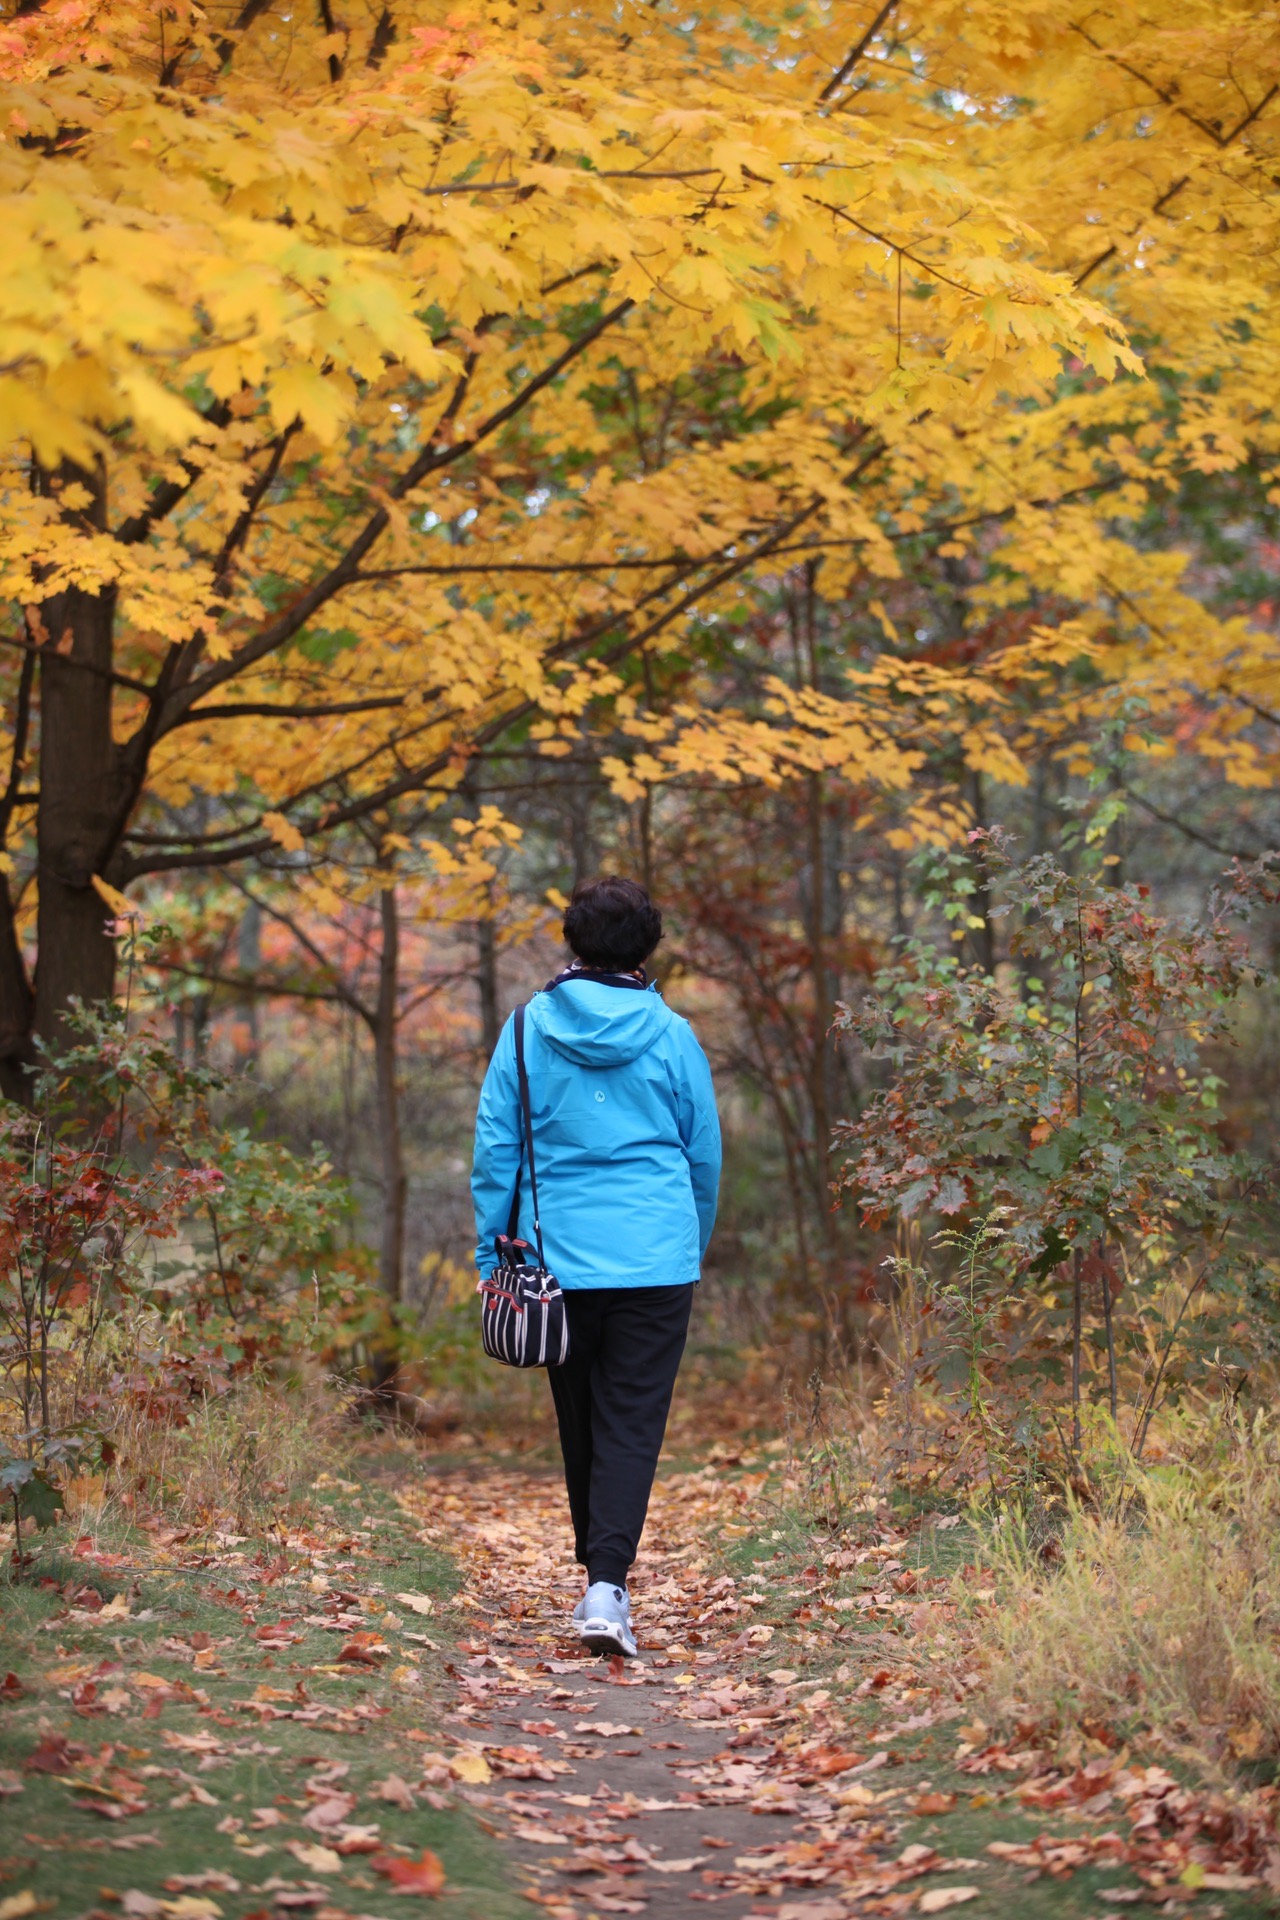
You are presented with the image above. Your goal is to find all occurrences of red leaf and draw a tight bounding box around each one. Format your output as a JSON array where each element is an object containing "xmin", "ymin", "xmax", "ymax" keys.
[
  {"xmin": 26, "ymin": 1732, "xmax": 89, "ymax": 1772},
  {"xmin": 336, "ymin": 1629, "xmax": 390, "ymax": 1666}
]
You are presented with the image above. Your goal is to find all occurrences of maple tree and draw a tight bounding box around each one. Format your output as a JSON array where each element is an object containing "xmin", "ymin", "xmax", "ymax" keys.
[{"xmin": 5, "ymin": 0, "xmax": 1221, "ymax": 1100}]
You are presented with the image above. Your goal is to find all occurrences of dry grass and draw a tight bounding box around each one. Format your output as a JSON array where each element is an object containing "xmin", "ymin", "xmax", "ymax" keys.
[
  {"xmin": 105, "ymin": 1370, "xmax": 353, "ymax": 1533},
  {"xmin": 967, "ymin": 1411, "xmax": 1280, "ymax": 1777}
]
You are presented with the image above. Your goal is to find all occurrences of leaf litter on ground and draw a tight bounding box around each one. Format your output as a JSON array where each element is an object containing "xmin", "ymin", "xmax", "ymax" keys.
[
  {"xmin": 0, "ymin": 1484, "xmax": 523, "ymax": 1919},
  {"xmin": 5, "ymin": 1438, "xmax": 1279, "ymax": 1920},
  {"xmin": 395, "ymin": 1452, "xmax": 1280, "ymax": 1918}
]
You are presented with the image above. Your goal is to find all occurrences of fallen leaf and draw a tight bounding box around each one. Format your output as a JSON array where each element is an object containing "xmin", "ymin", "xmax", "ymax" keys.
[
  {"xmin": 76, "ymin": 1794, "xmax": 148, "ymax": 1820},
  {"xmin": 334, "ymin": 1825, "xmax": 382, "ymax": 1855},
  {"xmin": 120, "ymin": 1896, "xmax": 163, "ymax": 1919},
  {"xmin": 338, "ymin": 1632, "xmax": 390, "ymax": 1665},
  {"xmin": 286, "ymin": 1843, "xmax": 343, "ymax": 1874},
  {"xmin": 919, "ymin": 1892, "xmax": 980, "ymax": 1913},
  {"xmin": 0, "ymin": 1895, "xmax": 38, "ymax": 1920},
  {"xmin": 449, "ymin": 1753, "xmax": 491, "ymax": 1784},
  {"xmin": 802, "ymin": 1747, "xmax": 864, "ymax": 1778},
  {"xmin": 374, "ymin": 1848, "xmax": 446, "ymax": 1896},
  {"xmin": 373, "ymin": 1774, "xmax": 416, "ymax": 1809},
  {"xmin": 395, "ymin": 1594, "xmax": 434, "ymax": 1616},
  {"xmin": 301, "ymin": 1792, "xmax": 356, "ymax": 1831},
  {"xmin": 914, "ymin": 1792, "xmax": 958, "ymax": 1814}
]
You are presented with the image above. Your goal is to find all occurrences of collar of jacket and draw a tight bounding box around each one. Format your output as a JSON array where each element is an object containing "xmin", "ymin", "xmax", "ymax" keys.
[{"xmin": 541, "ymin": 966, "xmax": 650, "ymax": 993}]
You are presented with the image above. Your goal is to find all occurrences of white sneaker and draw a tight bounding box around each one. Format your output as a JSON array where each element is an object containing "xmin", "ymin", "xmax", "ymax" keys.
[{"xmin": 575, "ymin": 1581, "xmax": 637, "ymax": 1658}]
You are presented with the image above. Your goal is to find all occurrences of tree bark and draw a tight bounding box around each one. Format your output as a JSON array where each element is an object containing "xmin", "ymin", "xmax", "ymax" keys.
[
  {"xmin": 374, "ymin": 884, "xmax": 406, "ymax": 1317},
  {"xmin": 800, "ymin": 563, "xmax": 841, "ymax": 1287},
  {"xmin": 476, "ymin": 911, "xmax": 501, "ymax": 1061},
  {"xmin": 0, "ymin": 869, "xmax": 35, "ymax": 1103},
  {"xmin": 33, "ymin": 471, "xmax": 122, "ymax": 1062},
  {"xmin": 968, "ymin": 767, "xmax": 996, "ymax": 975}
]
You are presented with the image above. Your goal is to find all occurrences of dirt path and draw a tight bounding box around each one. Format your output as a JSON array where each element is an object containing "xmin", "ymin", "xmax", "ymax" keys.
[{"xmin": 396, "ymin": 1461, "xmax": 948, "ymax": 1920}]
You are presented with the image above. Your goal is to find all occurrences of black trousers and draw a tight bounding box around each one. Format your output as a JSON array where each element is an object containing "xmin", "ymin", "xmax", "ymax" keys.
[{"xmin": 547, "ymin": 1283, "xmax": 694, "ymax": 1589}]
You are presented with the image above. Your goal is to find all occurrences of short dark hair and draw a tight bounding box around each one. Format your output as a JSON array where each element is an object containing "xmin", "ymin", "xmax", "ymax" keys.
[{"xmin": 563, "ymin": 875, "xmax": 662, "ymax": 972}]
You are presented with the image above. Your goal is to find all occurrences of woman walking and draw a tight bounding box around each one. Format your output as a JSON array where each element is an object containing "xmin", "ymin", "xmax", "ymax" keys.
[{"xmin": 471, "ymin": 876, "xmax": 721, "ymax": 1657}]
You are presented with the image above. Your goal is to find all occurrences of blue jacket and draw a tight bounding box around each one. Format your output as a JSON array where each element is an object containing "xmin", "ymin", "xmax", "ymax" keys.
[{"xmin": 472, "ymin": 977, "xmax": 721, "ymax": 1288}]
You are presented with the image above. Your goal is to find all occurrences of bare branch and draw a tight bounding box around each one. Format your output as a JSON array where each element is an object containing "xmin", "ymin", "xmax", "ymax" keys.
[
  {"xmin": 113, "ymin": 399, "xmax": 233, "ymax": 543},
  {"xmin": 0, "ymin": 644, "xmax": 35, "ymax": 848},
  {"xmin": 367, "ymin": 7, "xmax": 395, "ymax": 68},
  {"xmin": 214, "ymin": 0, "xmax": 274, "ymax": 68},
  {"xmin": 167, "ymin": 694, "xmax": 407, "ymax": 729},
  {"xmin": 316, "ymin": 0, "xmax": 342, "ymax": 82},
  {"xmin": 150, "ymin": 957, "xmax": 357, "ymax": 1008},
  {"xmin": 817, "ymin": 1, "xmax": 900, "ymax": 105},
  {"xmin": 0, "ymin": 627, "xmax": 150, "ymax": 694},
  {"xmin": 225, "ymin": 876, "xmax": 375, "ymax": 1025},
  {"xmin": 356, "ymin": 553, "xmax": 736, "ymax": 578}
]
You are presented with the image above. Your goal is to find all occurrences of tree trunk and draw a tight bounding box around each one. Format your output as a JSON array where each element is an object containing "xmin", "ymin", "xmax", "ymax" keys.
[
  {"xmin": 800, "ymin": 563, "xmax": 841, "ymax": 1287},
  {"xmin": 0, "ymin": 869, "xmax": 35, "ymax": 1103},
  {"xmin": 967, "ymin": 768, "xmax": 996, "ymax": 975},
  {"xmin": 476, "ymin": 911, "xmax": 501, "ymax": 1061},
  {"xmin": 34, "ymin": 550, "xmax": 120, "ymax": 1061},
  {"xmin": 374, "ymin": 884, "xmax": 406, "ymax": 1317},
  {"xmin": 238, "ymin": 898, "xmax": 262, "ymax": 1067}
]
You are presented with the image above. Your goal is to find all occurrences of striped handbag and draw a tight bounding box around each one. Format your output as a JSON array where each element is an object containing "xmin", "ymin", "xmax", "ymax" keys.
[{"xmin": 479, "ymin": 1005, "xmax": 570, "ymax": 1369}]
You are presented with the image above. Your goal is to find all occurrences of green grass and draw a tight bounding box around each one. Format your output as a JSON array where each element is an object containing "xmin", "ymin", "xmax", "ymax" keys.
[{"xmin": 0, "ymin": 1475, "xmax": 524, "ymax": 1920}]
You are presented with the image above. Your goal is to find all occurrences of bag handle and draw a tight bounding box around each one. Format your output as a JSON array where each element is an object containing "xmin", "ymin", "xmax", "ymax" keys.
[{"xmin": 505, "ymin": 1004, "xmax": 546, "ymax": 1267}]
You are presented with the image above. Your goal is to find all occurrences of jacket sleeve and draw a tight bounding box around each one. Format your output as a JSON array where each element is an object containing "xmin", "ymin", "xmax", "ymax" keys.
[
  {"xmin": 672, "ymin": 1023, "xmax": 722, "ymax": 1261},
  {"xmin": 471, "ymin": 1013, "xmax": 521, "ymax": 1276}
]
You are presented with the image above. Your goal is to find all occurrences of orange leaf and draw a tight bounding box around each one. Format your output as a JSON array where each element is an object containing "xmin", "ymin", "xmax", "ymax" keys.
[
  {"xmin": 806, "ymin": 1748, "xmax": 864, "ymax": 1778},
  {"xmin": 375, "ymin": 1848, "xmax": 446, "ymax": 1896},
  {"xmin": 913, "ymin": 1791, "xmax": 958, "ymax": 1814}
]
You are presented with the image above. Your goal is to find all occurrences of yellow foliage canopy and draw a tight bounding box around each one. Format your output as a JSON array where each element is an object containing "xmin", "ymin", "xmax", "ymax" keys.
[{"xmin": 0, "ymin": 0, "xmax": 1277, "ymax": 1060}]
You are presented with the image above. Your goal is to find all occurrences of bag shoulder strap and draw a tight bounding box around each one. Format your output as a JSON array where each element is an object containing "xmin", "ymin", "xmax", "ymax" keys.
[{"xmin": 507, "ymin": 1004, "xmax": 546, "ymax": 1266}]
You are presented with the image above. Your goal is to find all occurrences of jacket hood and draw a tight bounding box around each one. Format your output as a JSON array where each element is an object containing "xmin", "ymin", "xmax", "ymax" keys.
[{"xmin": 526, "ymin": 978, "xmax": 674, "ymax": 1067}]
